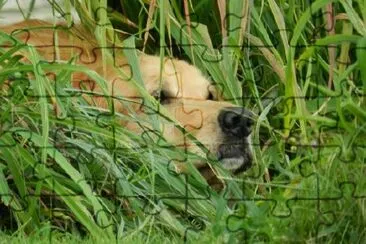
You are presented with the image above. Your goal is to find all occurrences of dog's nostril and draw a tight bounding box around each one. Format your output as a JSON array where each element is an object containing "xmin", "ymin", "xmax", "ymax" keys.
[{"xmin": 223, "ymin": 112, "xmax": 241, "ymax": 129}]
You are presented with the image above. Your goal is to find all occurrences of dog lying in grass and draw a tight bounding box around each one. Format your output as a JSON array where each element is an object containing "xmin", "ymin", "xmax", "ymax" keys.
[{"xmin": 0, "ymin": 19, "xmax": 253, "ymax": 187}]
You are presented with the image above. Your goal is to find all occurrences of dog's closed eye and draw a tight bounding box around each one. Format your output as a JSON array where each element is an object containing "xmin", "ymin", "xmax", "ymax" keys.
[
  {"xmin": 152, "ymin": 89, "xmax": 169, "ymax": 104},
  {"xmin": 207, "ymin": 85, "xmax": 219, "ymax": 101}
]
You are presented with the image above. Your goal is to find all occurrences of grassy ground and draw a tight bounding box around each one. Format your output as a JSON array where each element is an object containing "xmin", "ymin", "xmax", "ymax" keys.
[{"xmin": 0, "ymin": 0, "xmax": 366, "ymax": 243}]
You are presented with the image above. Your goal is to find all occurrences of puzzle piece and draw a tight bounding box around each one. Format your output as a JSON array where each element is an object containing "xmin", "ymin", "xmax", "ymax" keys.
[{"xmin": 1, "ymin": 1, "xmax": 366, "ymax": 242}]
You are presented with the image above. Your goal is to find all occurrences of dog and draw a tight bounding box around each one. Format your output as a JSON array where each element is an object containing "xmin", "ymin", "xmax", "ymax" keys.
[{"xmin": 0, "ymin": 19, "xmax": 253, "ymax": 187}]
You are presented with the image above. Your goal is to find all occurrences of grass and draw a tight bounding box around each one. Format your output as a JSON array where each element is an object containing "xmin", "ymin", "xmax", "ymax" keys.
[{"xmin": 0, "ymin": 0, "xmax": 366, "ymax": 242}]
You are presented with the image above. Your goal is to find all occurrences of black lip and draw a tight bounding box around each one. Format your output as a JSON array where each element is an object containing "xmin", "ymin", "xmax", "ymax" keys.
[
  {"xmin": 217, "ymin": 141, "xmax": 252, "ymax": 174},
  {"xmin": 218, "ymin": 142, "xmax": 246, "ymax": 158}
]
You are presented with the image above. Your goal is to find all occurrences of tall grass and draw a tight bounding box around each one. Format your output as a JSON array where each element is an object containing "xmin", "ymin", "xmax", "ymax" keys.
[{"xmin": 0, "ymin": 0, "xmax": 365, "ymax": 242}]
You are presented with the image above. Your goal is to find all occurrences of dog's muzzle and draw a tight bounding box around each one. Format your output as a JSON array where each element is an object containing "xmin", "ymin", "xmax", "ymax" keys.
[{"xmin": 217, "ymin": 107, "xmax": 254, "ymax": 173}]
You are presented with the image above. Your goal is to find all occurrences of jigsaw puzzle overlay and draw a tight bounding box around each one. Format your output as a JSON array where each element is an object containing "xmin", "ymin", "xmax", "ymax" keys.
[{"xmin": 0, "ymin": 0, "xmax": 365, "ymax": 243}]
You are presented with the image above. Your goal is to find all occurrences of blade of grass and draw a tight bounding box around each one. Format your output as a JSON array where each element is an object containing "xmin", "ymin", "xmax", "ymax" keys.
[
  {"xmin": 268, "ymin": 0, "xmax": 289, "ymax": 58},
  {"xmin": 15, "ymin": 130, "xmax": 115, "ymax": 237},
  {"xmin": 340, "ymin": 0, "xmax": 366, "ymax": 36}
]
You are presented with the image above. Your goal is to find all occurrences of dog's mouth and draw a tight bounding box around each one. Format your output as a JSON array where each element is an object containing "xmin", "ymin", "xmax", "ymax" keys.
[
  {"xmin": 217, "ymin": 140, "xmax": 252, "ymax": 174},
  {"xmin": 197, "ymin": 140, "xmax": 253, "ymax": 190}
]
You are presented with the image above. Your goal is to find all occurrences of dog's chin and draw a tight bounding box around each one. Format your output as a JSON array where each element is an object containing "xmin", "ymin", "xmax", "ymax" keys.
[
  {"xmin": 217, "ymin": 141, "xmax": 252, "ymax": 174},
  {"xmin": 220, "ymin": 156, "xmax": 250, "ymax": 173}
]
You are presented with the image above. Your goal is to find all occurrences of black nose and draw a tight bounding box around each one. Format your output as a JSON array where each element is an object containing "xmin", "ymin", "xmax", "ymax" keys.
[{"xmin": 218, "ymin": 107, "xmax": 253, "ymax": 138}]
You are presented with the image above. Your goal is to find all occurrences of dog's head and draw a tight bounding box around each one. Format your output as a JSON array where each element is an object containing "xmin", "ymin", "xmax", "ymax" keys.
[
  {"xmin": 128, "ymin": 55, "xmax": 254, "ymax": 177},
  {"xmin": 1, "ymin": 20, "xmax": 253, "ymax": 184}
]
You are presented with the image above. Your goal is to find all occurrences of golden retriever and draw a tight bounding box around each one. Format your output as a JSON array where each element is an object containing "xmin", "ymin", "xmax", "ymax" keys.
[{"xmin": 0, "ymin": 19, "xmax": 253, "ymax": 186}]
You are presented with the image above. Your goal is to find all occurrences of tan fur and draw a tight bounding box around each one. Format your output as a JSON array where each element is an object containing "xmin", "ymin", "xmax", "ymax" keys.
[{"xmin": 1, "ymin": 20, "xmax": 239, "ymax": 184}]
